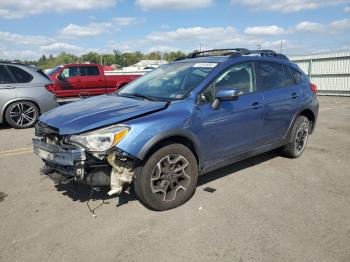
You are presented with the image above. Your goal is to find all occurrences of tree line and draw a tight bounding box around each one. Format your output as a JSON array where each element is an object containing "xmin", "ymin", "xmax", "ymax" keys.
[{"xmin": 1, "ymin": 50, "xmax": 187, "ymax": 69}]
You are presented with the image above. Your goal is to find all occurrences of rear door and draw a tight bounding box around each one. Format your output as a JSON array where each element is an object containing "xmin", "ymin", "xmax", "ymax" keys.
[
  {"xmin": 256, "ymin": 61, "xmax": 302, "ymax": 144},
  {"xmin": 194, "ymin": 62, "xmax": 265, "ymax": 164},
  {"xmin": 55, "ymin": 66, "xmax": 82, "ymax": 97},
  {"xmin": 79, "ymin": 65, "xmax": 106, "ymax": 96},
  {"xmin": 0, "ymin": 65, "xmax": 17, "ymax": 108}
]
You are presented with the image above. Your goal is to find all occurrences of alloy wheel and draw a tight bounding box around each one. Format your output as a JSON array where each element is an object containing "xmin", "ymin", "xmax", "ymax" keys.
[
  {"xmin": 150, "ymin": 154, "xmax": 191, "ymax": 202},
  {"xmin": 295, "ymin": 121, "xmax": 309, "ymax": 153},
  {"xmin": 9, "ymin": 102, "xmax": 37, "ymax": 127}
]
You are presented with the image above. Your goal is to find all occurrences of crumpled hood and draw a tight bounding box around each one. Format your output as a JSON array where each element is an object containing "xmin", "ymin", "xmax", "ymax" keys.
[{"xmin": 39, "ymin": 95, "xmax": 168, "ymax": 135}]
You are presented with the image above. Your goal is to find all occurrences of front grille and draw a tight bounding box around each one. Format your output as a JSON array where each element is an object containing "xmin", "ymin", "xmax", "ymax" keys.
[{"xmin": 35, "ymin": 122, "xmax": 59, "ymax": 137}]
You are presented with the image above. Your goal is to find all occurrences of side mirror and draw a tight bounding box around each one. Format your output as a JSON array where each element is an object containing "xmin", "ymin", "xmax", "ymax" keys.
[
  {"xmin": 57, "ymin": 74, "xmax": 63, "ymax": 80},
  {"xmin": 212, "ymin": 88, "xmax": 240, "ymax": 109}
]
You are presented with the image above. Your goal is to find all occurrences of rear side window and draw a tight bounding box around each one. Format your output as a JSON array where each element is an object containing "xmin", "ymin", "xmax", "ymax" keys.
[
  {"xmin": 290, "ymin": 68, "xmax": 304, "ymax": 84},
  {"xmin": 79, "ymin": 66, "xmax": 99, "ymax": 76},
  {"xmin": 7, "ymin": 65, "xmax": 33, "ymax": 83},
  {"xmin": 283, "ymin": 65, "xmax": 296, "ymax": 86},
  {"xmin": 0, "ymin": 65, "xmax": 16, "ymax": 84},
  {"xmin": 258, "ymin": 62, "xmax": 288, "ymax": 90}
]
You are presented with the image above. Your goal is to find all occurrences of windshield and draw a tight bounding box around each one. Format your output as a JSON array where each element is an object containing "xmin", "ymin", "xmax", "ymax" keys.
[
  {"xmin": 46, "ymin": 66, "xmax": 62, "ymax": 76},
  {"xmin": 118, "ymin": 62, "xmax": 217, "ymax": 101}
]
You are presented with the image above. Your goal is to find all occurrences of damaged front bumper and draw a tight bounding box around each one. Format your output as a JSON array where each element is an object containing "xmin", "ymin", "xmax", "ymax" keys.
[{"xmin": 33, "ymin": 138, "xmax": 136, "ymax": 195}]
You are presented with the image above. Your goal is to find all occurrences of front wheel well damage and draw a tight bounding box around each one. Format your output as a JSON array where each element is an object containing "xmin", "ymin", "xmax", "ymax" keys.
[{"xmin": 142, "ymin": 136, "xmax": 200, "ymax": 169}]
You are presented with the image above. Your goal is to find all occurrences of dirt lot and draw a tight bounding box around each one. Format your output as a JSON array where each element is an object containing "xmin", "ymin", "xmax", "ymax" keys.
[{"xmin": 0, "ymin": 96, "xmax": 349, "ymax": 262}]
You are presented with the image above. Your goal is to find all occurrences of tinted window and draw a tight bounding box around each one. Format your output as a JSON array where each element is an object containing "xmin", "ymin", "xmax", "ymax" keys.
[
  {"xmin": 79, "ymin": 66, "xmax": 99, "ymax": 76},
  {"xmin": 284, "ymin": 65, "xmax": 296, "ymax": 86},
  {"xmin": 200, "ymin": 62, "xmax": 256, "ymax": 103},
  {"xmin": 290, "ymin": 68, "xmax": 304, "ymax": 84},
  {"xmin": 60, "ymin": 67, "xmax": 79, "ymax": 78},
  {"xmin": 7, "ymin": 66, "xmax": 33, "ymax": 83},
  {"xmin": 0, "ymin": 65, "xmax": 15, "ymax": 84},
  {"xmin": 258, "ymin": 62, "xmax": 287, "ymax": 90}
]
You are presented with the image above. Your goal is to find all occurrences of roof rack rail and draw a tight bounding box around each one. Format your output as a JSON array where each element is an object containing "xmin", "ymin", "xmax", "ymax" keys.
[
  {"xmin": 247, "ymin": 49, "xmax": 289, "ymax": 60},
  {"xmin": 187, "ymin": 48, "xmax": 250, "ymax": 58},
  {"xmin": 173, "ymin": 48, "xmax": 289, "ymax": 62}
]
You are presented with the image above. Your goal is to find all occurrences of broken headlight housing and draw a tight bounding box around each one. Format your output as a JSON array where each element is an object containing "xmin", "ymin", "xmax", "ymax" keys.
[{"xmin": 69, "ymin": 125, "xmax": 129, "ymax": 152}]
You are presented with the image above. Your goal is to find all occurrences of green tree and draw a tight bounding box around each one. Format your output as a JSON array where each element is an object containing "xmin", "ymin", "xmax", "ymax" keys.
[{"xmin": 81, "ymin": 52, "xmax": 100, "ymax": 64}]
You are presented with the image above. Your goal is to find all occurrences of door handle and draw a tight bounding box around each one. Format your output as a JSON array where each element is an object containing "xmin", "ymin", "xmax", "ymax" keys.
[
  {"xmin": 251, "ymin": 102, "xmax": 262, "ymax": 110},
  {"xmin": 291, "ymin": 92, "xmax": 299, "ymax": 99}
]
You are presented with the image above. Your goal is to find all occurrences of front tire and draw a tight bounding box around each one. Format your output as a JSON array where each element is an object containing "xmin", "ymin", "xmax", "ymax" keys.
[
  {"xmin": 134, "ymin": 144, "xmax": 198, "ymax": 211},
  {"xmin": 5, "ymin": 101, "xmax": 39, "ymax": 129},
  {"xmin": 281, "ymin": 116, "xmax": 310, "ymax": 158}
]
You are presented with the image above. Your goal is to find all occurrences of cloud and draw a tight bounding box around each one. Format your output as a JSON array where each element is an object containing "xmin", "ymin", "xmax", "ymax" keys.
[
  {"xmin": 59, "ymin": 17, "xmax": 139, "ymax": 39},
  {"xmin": 136, "ymin": 0, "xmax": 213, "ymax": 10},
  {"xmin": 59, "ymin": 23, "xmax": 113, "ymax": 39},
  {"xmin": 111, "ymin": 17, "xmax": 139, "ymax": 26},
  {"xmin": 345, "ymin": 6, "xmax": 350, "ymax": 12},
  {"xmin": 291, "ymin": 19, "xmax": 350, "ymax": 33},
  {"xmin": 146, "ymin": 27, "xmax": 238, "ymax": 43},
  {"xmin": 0, "ymin": 49, "xmax": 39, "ymax": 60},
  {"xmin": 0, "ymin": 0, "xmax": 117, "ymax": 19},
  {"xmin": 0, "ymin": 31, "xmax": 55, "ymax": 45},
  {"xmin": 244, "ymin": 26, "xmax": 285, "ymax": 36},
  {"xmin": 291, "ymin": 21, "xmax": 324, "ymax": 33},
  {"xmin": 230, "ymin": 0, "xmax": 349, "ymax": 12}
]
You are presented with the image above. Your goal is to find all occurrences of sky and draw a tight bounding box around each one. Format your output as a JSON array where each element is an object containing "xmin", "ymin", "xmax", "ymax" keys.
[{"xmin": 0, "ymin": 0, "xmax": 350, "ymax": 60}]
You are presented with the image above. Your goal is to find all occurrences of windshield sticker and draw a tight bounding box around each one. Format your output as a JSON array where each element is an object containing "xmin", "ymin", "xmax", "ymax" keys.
[{"xmin": 193, "ymin": 63, "xmax": 218, "ymax": 68}]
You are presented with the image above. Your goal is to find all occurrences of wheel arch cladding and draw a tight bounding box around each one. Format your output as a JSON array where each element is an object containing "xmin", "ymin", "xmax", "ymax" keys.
[{"xmin": 139, "ymin": 134, "xmax": 201, "ymax": 170}]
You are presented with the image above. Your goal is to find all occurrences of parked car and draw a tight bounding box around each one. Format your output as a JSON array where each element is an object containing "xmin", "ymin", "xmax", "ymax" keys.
[
  {"xmin": 46, "ymin": 64, "xmax": 142, "ymax": 98},
  {"xmin": 33, "ymin": 49, "xmax": 319, "ymax": 211},
  {"xmin": 0, "ymin": 63, "xmax": 57, "ymax": 129}
]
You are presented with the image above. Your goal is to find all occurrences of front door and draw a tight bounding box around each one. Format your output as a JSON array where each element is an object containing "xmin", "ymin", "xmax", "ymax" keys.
[
  {"xmin": 194, "ymin": 62, "xmax": 264, "ymax": 164},
  {"xmin": 55, "ymin": 66, "xmax": 83, "ymax": 97}
]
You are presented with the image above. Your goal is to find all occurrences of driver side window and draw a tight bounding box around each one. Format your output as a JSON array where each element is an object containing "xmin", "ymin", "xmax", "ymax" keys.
[
  {"xmin": 59, "ymin": 67, "xmax": 79, "ymax": 79},
  {"xmin": 200, "ymin": 62, "xmax": 256, "ymax": 103}
]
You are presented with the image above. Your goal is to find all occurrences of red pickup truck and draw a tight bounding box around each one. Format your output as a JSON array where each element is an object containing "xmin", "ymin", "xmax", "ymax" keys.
[{"xmin": 46, "ymin": 64, "xmax": 142, "ymax": 98}]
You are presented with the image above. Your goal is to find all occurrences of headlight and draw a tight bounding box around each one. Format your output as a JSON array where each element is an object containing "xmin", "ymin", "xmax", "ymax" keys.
[{"xmin": 69, "ymin": 125, "xmax": 129, "ymax": 152}]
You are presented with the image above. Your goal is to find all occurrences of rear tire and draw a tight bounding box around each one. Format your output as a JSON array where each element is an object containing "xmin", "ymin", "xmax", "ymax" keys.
[
  {"xmin": 134, "ymin": 144, "xmax": 198, "ymax": 211},
  {"xmin": 5, "ymin": 101, "xmax": 39, "ymax": 129},
  {"xmin": 281, "ymin": 116, "xmax": 310, "ymax": 158}
]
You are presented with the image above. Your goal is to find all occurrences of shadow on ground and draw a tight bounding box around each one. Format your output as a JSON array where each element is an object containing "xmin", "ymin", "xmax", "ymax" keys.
[{"xmin": 54, "ymin": 151, "xmax": 279, "ymax": 208}]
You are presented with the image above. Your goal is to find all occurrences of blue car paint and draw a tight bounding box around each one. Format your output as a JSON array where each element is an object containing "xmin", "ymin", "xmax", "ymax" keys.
[
  {"xmin": 39, "ymin": 95, "xmax": 168, "ymax": 135},
  {"xmin": 38, "ymin": 55, "xmax": 318, "ymax": 172}
]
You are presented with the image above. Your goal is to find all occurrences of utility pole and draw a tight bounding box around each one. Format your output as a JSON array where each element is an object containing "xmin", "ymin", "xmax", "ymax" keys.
[
  {"xmin": 199, "ymin": 42, "xmax": 202, "ymax": 51},
  {"xmin": 280, "ymin": 40, "xmax": 283, "ymax": 53},
  {"xmin": 257, "ymin": 44, "xmax": 262, "ymax": 50}
]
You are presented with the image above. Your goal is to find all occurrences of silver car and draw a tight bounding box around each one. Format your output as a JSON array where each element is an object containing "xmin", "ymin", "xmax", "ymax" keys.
[{"xmin": 0, "ymin": 63, "xmax": 57, "ymax": 128}]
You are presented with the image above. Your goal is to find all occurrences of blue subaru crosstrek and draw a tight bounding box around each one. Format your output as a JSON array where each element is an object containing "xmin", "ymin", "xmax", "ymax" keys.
[{"xmin": 33, "ymin": 49, "xmax": 319, "ymax": 211}]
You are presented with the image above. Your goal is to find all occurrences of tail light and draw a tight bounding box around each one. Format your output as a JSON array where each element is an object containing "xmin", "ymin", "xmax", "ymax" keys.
[
  {"xmin": 310, "ymin": 83, "xmax": 317, "ymax": 94},
  {"xmin": 45, "ymin": 84, "xmax": 55, "ymax": 93}
]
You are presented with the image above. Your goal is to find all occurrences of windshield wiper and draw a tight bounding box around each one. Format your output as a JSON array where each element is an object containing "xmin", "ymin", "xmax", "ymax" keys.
[{"xmin": 118, "ymin": 93, "xmax": 160, "ymax": 101}]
